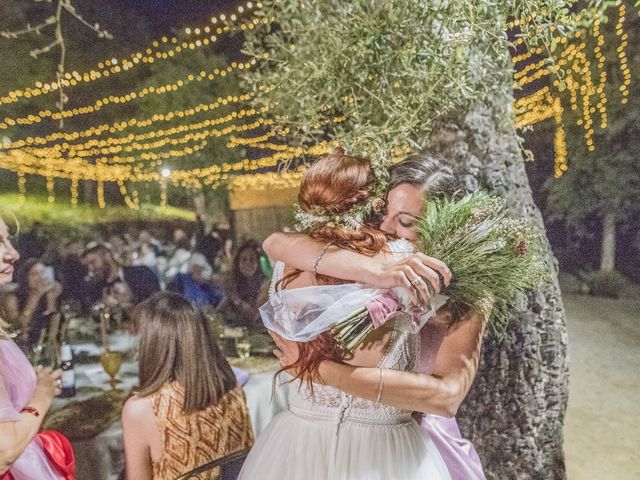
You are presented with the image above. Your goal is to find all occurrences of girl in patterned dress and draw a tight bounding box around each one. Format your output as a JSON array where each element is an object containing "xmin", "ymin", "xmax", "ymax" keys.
[{"xmin": 122, "ymin": 292, "xmax": 253, "ymax": 480}]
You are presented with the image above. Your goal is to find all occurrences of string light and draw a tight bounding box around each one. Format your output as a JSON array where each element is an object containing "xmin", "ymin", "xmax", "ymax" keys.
[
  {"xmin": 17, "ymin": 170, "xmax": 26, "ymax": 206},
  {"xmin": 3, "ymin": 93, "xmax": 254, "ymax": 149},
  {"xmin": 226, "ymin": 130, "xmax": 282, "ymax": 149},
  {"xmin": 614, "ymin": 1, "xmax": 630, "ymax": 104},
  {"xmin": 114, "ymin": 181, "xmax": 140, "ymax": 209},
  {"xmin": 97, "ymin": 180, "xmax": 105, "ymax": 209},
  {"xmin": 169, "ymin": 142, "xmax": 331, "ymax": 188},
  {"xmin": 513, "ymin": 59, "xmax": 548, "ymax": 80},
  {"xmin": 0, "ymin": 59, "xmax": 258, "ymax": 130},
  {"xmin": 573, "ymin": 47, "xmax": 596, "ymax": 149},
  {"xmin": 230, "ymin": 166, "xmax": 307, "ymax": 191},
  {"xmin": 17, "ymin": 108, "xmax": 269, "ymax": 163},
  {"xmin": 70, "ymin": 177, "xmax": 79, "ymax": 207},
  {"xmin": 514, "ymin": 66, "xmax": 551, "ymax": 87},
  {"xmin": 12, "ymin": 140, "xmax": 210, "ymax": 181},
  {"xmin": 0, "ymin": 3, "xmax": 267, "ymax": 107},
  {"xmin": 0, "ymin": 104, "xmax": 341, "ymax": 203},
  {"xmin": 4, "ymin": 132, "xmax": 337, "ymax": 203},
  {"xmin": 513, "ymin": 4, "xmax": 633, "ymax": 166},
  {"xmin": 511, "ymin": 47, "xmax": 544, "ymax": 64},
  {"xmin": 592, "ymin": 14, "xmax": 608, "ymax": 130},
  {"xmin": 2, "ymin": 100, "xmax": 308, "ymax": 191},
  {"xmin": 230, "ymin": 140, "xmax": 292, "ymax": 152},
  {"xmin": 226, "ymin": 114, "xmax": 346, "ymax": 150},
  {"xmin": 552, "ymin": 97, "xmax": 568, "ymax": 177},
  {"xmin": 0, "ymin": 133, "xmax": 326, "ymax": 186},
  {"xmin": 46, "ymin": 176, "xmax": 55, "ymax": 203},
  {"xmin": 0, "ymin": 151, "xmax": 136, "ymax": 182},
  {"xmin": 4, "ymin": 5, "xmax": 633, "ymax": 202}
]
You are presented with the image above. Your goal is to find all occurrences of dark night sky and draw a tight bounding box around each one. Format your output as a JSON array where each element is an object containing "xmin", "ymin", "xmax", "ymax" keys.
[
  {"xmin": 91, "ymin": 0, "xmax": 247, "ymax": 61},
  {"xmin": 112, "ymin": 0, "xmax": 242, "ymax": 34}
]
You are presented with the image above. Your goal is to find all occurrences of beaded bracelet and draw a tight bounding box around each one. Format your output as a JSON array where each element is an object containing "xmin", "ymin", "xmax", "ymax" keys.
[{"xmin": 313, "ymin": 241, "xmax": 334, "ymax": 277}]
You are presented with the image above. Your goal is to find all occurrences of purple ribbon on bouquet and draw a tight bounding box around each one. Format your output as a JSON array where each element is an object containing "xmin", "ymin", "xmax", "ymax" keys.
[
  {"xmin": 365, "ymin": 290, "xmax": 434, "ymax": 330},
  {"xmin": 365, "ymin": 291, "xmax": 399, "ymax": 328}
]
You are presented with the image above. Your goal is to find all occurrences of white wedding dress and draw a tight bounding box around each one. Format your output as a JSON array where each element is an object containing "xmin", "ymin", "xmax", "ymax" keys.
[{"xmin": 239, "ymin": 244, "xmax": 452, "ymax": 480}]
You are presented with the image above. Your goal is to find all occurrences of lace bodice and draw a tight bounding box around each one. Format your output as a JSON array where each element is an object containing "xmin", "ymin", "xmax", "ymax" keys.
[
  {"xmin": 268, "ymin": 239, "xmax": 420, "ymax": 425},
  {"xmin": 288, "ymin": 318, "xmax": 420, "ymax": 426}
]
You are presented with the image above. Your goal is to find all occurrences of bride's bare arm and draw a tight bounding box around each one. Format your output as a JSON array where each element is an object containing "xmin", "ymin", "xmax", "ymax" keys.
[
  {"xmin": 273, "ymin": 309, "xmax": 486, "ymax": 418},
  {"xmin": 263, "ymin": 232, "xmax": 377, "ymax": 282},
  {"xmin": 263, "ymin": 232, "xmax": 451, "ymax": 296}
]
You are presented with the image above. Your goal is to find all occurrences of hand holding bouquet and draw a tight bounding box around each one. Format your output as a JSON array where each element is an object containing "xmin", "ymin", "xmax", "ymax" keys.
[{"xmin": 333, "ymin": 191, "xmax": 550, "ymax": 351}]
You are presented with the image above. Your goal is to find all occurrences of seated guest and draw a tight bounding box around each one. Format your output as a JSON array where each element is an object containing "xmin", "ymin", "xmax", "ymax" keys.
[
  {"xmin": 107, "ymin": 235, "xmax": 130, "ymax": 264},
  {"xmin": 172, "ymin": 228, "xmax": 189, "ymax": 246},
  {"xmin": 81, "ymin": 244, "xmax": 160, "ymax": 314},
  {"xmin": 55, "ymin": 240, "xmax": 91, "ymax": 311},
  {"xmin": 138, "ymin": 230, "xmax": 163, "ymax": 257},
  {"xmin": 163, "ymin": 236, "xmax": 192, "ymax": 281},
  {"xmin": 133, "ymin": 242, "xmax": 161, "ymax": 280},
  {"xmin": 168, "ymin": 253, "xmax": 223, "ymax": 310},
  {"xmin": 217, "ymin": 240, "xmax": 268, "ymax": 329},
  {"xmin": 195, "ymin": 215, "xmax": 224, "ymax": 271},
  {"xmin": 133, "ymin": 242, "xmax": 158, "ymax": 270},
  {"xmin": 2, "ymin": 259, "xmax": 62, "ymax": 351},
  {"xmin": 15, "ymin": 221, "xmax": 48, "ymax": 261},
  {"xmin": 122, "ymin": 292, "xmax": 253, "ymax": 480}
]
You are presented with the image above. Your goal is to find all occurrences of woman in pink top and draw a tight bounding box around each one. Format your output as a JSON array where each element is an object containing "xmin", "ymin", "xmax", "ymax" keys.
[{"xmin": 0, "ymin": 216, "xmax": 74, "ymax": 480}]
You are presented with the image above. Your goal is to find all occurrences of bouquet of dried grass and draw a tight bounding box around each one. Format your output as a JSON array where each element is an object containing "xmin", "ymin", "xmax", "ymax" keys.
[{"xmin": 333, "ymin": 191, "xmax": 550, "ymax": 351}]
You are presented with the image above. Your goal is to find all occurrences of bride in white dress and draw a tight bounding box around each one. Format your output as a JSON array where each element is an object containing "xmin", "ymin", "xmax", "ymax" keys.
[{"xmin": 238, "ymin": 151, "xmax": 451, "ymax": 480}]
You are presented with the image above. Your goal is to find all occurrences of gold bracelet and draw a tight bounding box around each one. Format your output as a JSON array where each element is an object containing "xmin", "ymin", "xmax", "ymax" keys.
[
  {"xmin": 313, "ymin": 241, "xmax": 334, "ymax": 277},
  {"xmin": 375, "ymin": 367, "xmax": 385, "ymax": 403}
]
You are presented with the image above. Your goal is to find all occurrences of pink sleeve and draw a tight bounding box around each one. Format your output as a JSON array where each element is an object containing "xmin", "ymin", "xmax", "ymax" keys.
[
  {"xmin": 0, "ymin": 369, "xmax": 20, "ymax": 422},
  {"xmin": 0, "ymin": 340, "xmax": 36, "ymax": 421}
]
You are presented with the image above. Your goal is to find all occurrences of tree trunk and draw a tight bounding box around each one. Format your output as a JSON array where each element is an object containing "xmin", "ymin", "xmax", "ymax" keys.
[
  {"xmin": 429, "ymin": 103, "xmax": 569, "ymax": 479},
  {"xmin": 600, "ymin": 211, "xmax": 616, "ymax": 272}
]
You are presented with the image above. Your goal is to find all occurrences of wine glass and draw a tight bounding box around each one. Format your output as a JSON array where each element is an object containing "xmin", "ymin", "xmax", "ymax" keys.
[
  {"xmin": 235, "ymin": 330, "xmax": 252, "ymax": 361},
  {"xmin": 100, "ymin": 350, "xmax": 122, "ymax": 390}
]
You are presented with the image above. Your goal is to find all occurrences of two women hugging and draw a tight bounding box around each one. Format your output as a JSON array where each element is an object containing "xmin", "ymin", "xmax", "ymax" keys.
[{"xmin": 243, "ymin": 149, "xmax": 546, "ymax": 479}]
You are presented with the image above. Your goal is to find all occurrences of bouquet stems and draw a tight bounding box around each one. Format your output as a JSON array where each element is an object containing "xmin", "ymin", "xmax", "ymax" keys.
[{"xmin": 331, "ymin": 307, "xmax": 374, "ymax": 352}]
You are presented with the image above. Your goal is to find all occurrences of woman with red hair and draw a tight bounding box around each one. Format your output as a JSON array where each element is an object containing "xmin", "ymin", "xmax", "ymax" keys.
[
  {"xmin": 238, "ymin": 152, "xmax": 451, "ymax": 479},
  {"xmin": 263, "ymin": 153, "xmax": 487, "ymax": 480}
]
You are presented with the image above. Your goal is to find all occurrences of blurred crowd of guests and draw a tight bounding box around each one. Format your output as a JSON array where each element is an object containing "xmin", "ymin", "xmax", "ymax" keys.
[
  {"xmin": 0, "ymin": 215, "xmax": 256, "ymax": 480},
  {"xmin": 0, "ymin": 216, "xmax": 270, "ymax": 353}
]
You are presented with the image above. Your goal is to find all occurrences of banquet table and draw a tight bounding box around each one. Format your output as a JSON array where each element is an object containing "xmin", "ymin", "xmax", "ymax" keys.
[{"xmin": 44, "ymin": 333, "xmax": 289, "ymax": 480}]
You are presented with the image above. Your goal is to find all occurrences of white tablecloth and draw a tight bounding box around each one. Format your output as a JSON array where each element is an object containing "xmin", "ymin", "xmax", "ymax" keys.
[
  {"xmin": 244, "ymin": 371, "xmax": 290, "ymax": 437},
  {"xmin": 53, "ymin": 364, "xmax": 289, "ymax": 480}
]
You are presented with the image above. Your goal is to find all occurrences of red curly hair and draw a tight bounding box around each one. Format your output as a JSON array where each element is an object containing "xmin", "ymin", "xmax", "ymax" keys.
[{"xmin": 279, "ymin": 151, "xmax": 387, "ymax": 386}]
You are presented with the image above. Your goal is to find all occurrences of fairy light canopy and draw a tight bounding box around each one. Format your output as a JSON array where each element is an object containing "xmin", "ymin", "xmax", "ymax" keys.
[
  {"xmin": 512, "ymin": 1, "xmax": 636, "ymax": 177},
  {"xmin": 0, "ymin": 1, "xmax": 636, "ymax": 208}
]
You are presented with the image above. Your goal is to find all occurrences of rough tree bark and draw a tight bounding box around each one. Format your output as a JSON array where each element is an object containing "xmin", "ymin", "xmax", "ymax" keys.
[{"xmin": 429, "ymin": 104, "xmax": 570, "ymax": 480}]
